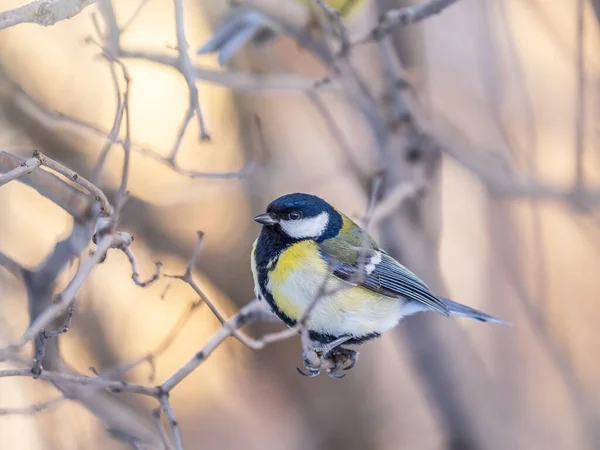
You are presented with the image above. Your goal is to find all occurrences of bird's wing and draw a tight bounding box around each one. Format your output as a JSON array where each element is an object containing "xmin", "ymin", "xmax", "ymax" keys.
[{"xmin": 319, "ymin": 228, "xmax": 450, "ymax": 316}]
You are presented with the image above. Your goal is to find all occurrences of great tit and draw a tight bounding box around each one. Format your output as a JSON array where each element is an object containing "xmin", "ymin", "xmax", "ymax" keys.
[{"xmin": 251, "ymin": 193, "xmax": 509, "ymax": 378}]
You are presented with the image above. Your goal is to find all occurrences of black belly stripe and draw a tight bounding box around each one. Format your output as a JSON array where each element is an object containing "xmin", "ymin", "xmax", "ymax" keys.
[
  {"xmin": 257, "ymin": 265, "xmax": 297, "ymax": 329},
  {"xmin": 254, "ymin": 225, "xmax": 383, "ymax": 346}
]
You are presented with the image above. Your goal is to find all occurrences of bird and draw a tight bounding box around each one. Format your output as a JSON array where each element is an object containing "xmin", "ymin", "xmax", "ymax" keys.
[
  {"xmin": 251, "ymin": 193, "xmax": 510, "ymax": 378},
  {"xmin": 197, "ymin": 0, "xmax": 367, "ymax": 66}
]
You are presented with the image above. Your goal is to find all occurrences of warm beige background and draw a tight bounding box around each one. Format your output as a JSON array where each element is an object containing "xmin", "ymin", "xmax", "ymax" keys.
[{"xmin": 0, "ymin": 0, "xmax": 599, "ymax": 449}]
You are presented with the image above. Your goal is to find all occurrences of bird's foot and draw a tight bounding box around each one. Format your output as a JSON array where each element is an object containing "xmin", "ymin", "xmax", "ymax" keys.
[
  {"xmin": 296, "ymin": 346, "xmax": 359, "ymax": 379},
  {"xmin": 325, "ymin": 346, "xmax": 359, "ymax": 379},
  {"xmin": 296, "ymin": 349, "xmax": 322, "ymax": 378}
]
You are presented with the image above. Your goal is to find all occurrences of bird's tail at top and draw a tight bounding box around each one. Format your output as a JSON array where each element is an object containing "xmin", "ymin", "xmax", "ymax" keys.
[{"xmin": 438, "ymin": 297, "xmax": 511, "ymax": 326}]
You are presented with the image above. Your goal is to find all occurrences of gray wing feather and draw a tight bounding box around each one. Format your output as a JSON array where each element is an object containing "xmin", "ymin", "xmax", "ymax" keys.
[{"xmin": 327, "ymin": 249, "xmax": 450, "ymax": 316}]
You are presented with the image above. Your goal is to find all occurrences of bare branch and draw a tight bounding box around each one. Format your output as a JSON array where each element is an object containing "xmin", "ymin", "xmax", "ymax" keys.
[
  {"xmin": 120, "ymin": 0, "xmax": 150, "ymax": 33},
  {"xmin": 160, "ymin": 395, "xmax": 183, "ymax": 450},
  {"xmin": 0, "ymin": 151, "xmax": 90, "ymax": 218},
  {"xmin": 159, "ymin": 300, "xmax": 261, "ymax": 392},
  {"xmin": 31, "ymin": 306, "xmax": 74, "ymax": 376},
  {"xmin": 314, "ymin": 0, "xmax": 350, "ymax": 57},
  {"xmin": 33, "ymin": 150, "xmax": 113, "ymax": 216},
  {"xmin": 184, "ymin": 231, "xmax": 204, "ymax": 276},
  {"xmin": 0, "ymin": 368, "xmax": 159, "ymax": 396},
  {"xmin": 0, "ymin": 233, "xmax": 119, "ymax": 362},
  {"xmin": 121, "ymin": 48, "xmax": 331, "ymax": 91},
  {"xmin": 0, "ymin": 156, "xmax": 41, "ymax": 187},
  {"xmin": 355, "ymin": 0, "xmax": 462, "ymax": 44},
  {"xmin": 0, "ymin": 0, "xmax": 97, "ymax": 31},
  {"xmin": 3, "ymin": 73, "xmax": 261, "ymax": 180},
  {"xmin": 121, "ymin": 246, "xmax": 162, "ymax": 287},
  {"xmin": 100, "ymin": 300, "xmax": 201, "ymax": 381},
  {"xmin": 574, "ymin": 0, "xmax": 586, "ymax": 189},
  {"xmin": 407, "ymin": 95, "xmax": 600, "ymax": 208},
  {"xmin": 0, "ymin": 396, "xmax": 65, "ymax": 416},
  {"xmin": 0, "ymin": 250, "xmax": 23, "ymax": 277},
  {"xmin": 172, "ymin": 0, "xmax": 210, "ymax": 144},
  {"xmin": 152, "ymin": 408, "xmax": 173, "ymax": 450}
]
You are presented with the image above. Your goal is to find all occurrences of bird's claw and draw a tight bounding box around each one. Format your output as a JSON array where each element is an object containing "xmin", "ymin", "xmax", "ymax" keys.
[
  {"xmin": 296, "ymin": 366, "xmax": 320, "ymax": 377},
  {"xmin": 298, "ymin": 352, "xmax": 322, "ymax": 377},
  {"xmin": 326, "ymin": 347, "xmax": 358, "ymax": 378},
  {"xmin": 327, "ymin": 371, "xmax": 346, "ymax": 379},
  {"xmin": 296, "ymin": 346, "xmax": 359, "ymax": 379}
]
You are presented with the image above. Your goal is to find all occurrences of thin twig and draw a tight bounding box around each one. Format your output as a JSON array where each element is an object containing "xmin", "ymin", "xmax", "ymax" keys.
[
  {"xmin": 0, "ymin": 396, "xmax": 66, "ymax": 416},
  {"xmin": 152, "ymin": 408, "xmax": 173, "ymax": 450},
  {"xmin": 160, "ymin": 395, "xmax": 183, "ymax": 450},
  {"xmin": 173, "ymin": 0, "xmax": 210, "ymax": 144},
  {"xmin": 355, "ymin": 0, "xmax": 462, "ymax": 44},
  {"xmin": 120, "ymin": 0, "xmax": 151, "ymax": 32},
  {"xmin": 31, "ymin": 306, "xmax": 75, "ymax": 377},
  {"xmin": 33, "ymin": 151, "xmax": 113, "ymax": 216},
  {"xmin": 100, "ymin": 300, "xmax": 203, "ymax": 381},
  {"xmin": 113, "ymin": 59, "xmax": 133, "ymax": 221},
  {"xmin": 121, "ymin": 247, "xmax": 162, "ymax": 287},
  {"xmin": 0, "ymin": 151, "xmax": 89, "ymax": 218},
  {"xmin": 184, "ymin": 231, "xmax": 204, "ymax": 276},
  {"xmin": 315, "ymin": 0, "xmax": 351, "ymax": 57},
  {"xmin": 0, "ymin": 368, "xmax": 159, "ymax": 396},
  {"xmin": 0, "ymin": 234, "xmax": 115, "ymax": 362},
  {"xmin": 574, "ymin": 0, "xmax": 586, "ymax": 189}
]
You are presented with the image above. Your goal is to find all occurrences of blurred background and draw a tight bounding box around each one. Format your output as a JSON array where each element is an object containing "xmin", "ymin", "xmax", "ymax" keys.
[{"xmin": 0, "ymin": 0, "xmax": 599, "ymax": 449}]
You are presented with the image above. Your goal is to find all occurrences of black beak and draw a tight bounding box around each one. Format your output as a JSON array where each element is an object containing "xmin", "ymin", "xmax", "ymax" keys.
[{"xmin": 253, "ymin": 213, "xmax": 278, "ymax": 225}]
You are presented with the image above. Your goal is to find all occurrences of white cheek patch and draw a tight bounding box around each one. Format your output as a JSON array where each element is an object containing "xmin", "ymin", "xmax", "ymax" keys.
[
  {"xmin": 365, "ymin": 251, "xmax": 382, "ymax": 275},
  {"xmin": 280, "ymin": 212, "xmax": 329, "ymax": 239}
]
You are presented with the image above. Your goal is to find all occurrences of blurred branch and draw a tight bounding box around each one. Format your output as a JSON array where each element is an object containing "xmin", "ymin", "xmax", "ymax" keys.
[
  {"xmin": 31, "ymin": 305, "xmax": 74, "ymax": 376},
  {"xmin": 0, "ymin": 151, "xmax": 89, "ymax": 217},
  {"xmin": 0, "ymin": 232, "xmax": 120, "ymax": 362},
  {"xmin": 172, "ymin": 0, "xmax": 210, "ymax": 147},
  {"xmin": 100, "ymin": 299, "xmax": 204, "ymax": 381},
  {"xmin": 33, "ymin": 150, "xmax": 113, "ymax": 216},
  {"xmin": 122, "ymin": 48, "xmax": 330, "ymax": 91},
  {"xmin": 408, "ymin": 98, "xmax": 600, "ymax": 208},
  {"xmin": 1, "ymin": 74, "xmax": 261, "ymax": 179},
  {"xmin": 120, "ymin": 246, "xmax": 162, "ymax": 287},
  {"xmin": 0, "ymin": 0, "xmax": 97, "ymax": 31},
  {"xmin": 591, "ymin": 0, "xmax": 600, "ymax": 23},
  {"xmin": 355, "ymin": 0, "xmax": 461, "ymax": 43},
  {"xmin": 0, "ymin": 396, "xmax": 65, "ymax": 416},
  {"xmin": 0, "ymin": 250, "xmax": 24, "ymax": 277},
  {"xmin": 159, "ymin": 395, "xmax": 182, "ymax": 450},
  {"xmin": 152, "ymin": 408, "xmax": 173, "ymax": 450},
  {"xmin": 0, "ymin": 368, "xmax": 159, "ymax": 396},
  {"xmin": 0, "ymin": 156, "xmax": 40, "ymax": 186},
  {"xmin": 575, "ymin": 0, "xmax": 586, "ymax": 189}
]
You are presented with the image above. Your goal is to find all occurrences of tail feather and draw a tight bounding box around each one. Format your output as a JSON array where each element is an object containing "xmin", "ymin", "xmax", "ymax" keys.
[{"xmin": 438, "ymin": 297, "xmax": 511, "ymax": 326}]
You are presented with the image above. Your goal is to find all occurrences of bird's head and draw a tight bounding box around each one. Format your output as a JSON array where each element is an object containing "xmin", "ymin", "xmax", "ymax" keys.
[{"xmin": 253, "ymin": 193, "xmax": 343, "ymax": 241}]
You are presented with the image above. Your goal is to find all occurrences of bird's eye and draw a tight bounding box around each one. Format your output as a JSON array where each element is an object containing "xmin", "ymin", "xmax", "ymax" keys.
[{"xmin": 288, "ymin": 211, "xmax": 301, "ymax": 220}]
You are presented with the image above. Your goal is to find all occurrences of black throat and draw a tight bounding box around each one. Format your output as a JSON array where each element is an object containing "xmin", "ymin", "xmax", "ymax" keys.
[{"xmin": 253, "ymin": 208, "xmax": 343, "ymax": 327}]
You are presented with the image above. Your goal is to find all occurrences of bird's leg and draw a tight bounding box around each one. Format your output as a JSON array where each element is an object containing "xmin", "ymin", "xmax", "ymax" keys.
[
  {"xmin": 296, "ymin": 336, "xmax": 350, "ymax": 377},
  {"xmin": 296, "ymin": 337, "xmax": 360, "ymax": 379},
  {"xmin": 297, "ymin": 347, "xmax": 323, "ymax": 378},
  {"xmin": 312, "ymin": 336, "xmax": 352, "ymax": 355}
]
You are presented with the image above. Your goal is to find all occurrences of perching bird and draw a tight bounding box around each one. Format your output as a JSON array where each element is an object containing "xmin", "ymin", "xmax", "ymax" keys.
[
  {"xmin": 197, "ymin": 1, "xmax": 367, "ymax": 65},
  {"xmin": 251, "ymin": 193, "xmax": 509, "ymax": 378}
]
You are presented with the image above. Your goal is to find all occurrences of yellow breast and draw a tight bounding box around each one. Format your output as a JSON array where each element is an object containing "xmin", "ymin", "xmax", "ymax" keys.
[
  {"xmin": 267, "ymin": 240, "xmax": 403, "ymax": 337},
  {"xmin": 268, "ymin": 240, "xmax": 329, "ymax": 321}
]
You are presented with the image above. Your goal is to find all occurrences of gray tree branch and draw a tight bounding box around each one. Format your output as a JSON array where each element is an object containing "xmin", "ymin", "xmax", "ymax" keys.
[{"xmin": 0, "ymin": 0, "xmax": 97, "ymax": 31}]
